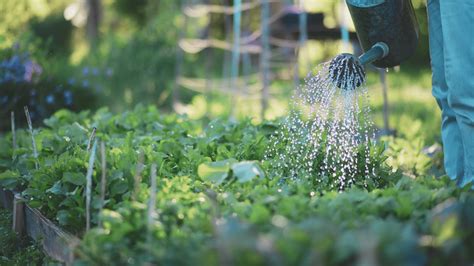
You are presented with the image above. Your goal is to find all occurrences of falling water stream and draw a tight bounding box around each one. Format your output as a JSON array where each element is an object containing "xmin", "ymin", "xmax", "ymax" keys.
[{"xmin": 266, "ymin": 56, "xmax": 376, "ymax": 190}]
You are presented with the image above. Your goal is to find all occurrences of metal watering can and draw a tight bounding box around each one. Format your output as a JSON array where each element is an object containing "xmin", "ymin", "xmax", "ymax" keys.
[{"xmin": 330, "ymin": 0, "xmax": 419, "ymax": 90}]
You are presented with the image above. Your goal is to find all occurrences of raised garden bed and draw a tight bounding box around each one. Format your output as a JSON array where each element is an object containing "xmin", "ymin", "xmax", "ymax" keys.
[
  {"xmin": 0, "ymin": 106, "xmax": 473, "ymax": 265},
  {"xmin": 0, "ymin": 189, "xmax": 79, "ymax": 264}
]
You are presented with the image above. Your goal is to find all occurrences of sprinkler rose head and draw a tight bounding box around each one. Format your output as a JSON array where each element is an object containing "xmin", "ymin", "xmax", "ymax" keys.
[{"xmin": 329, "ymin": 53, "xmax": 365, "ymax": 91}]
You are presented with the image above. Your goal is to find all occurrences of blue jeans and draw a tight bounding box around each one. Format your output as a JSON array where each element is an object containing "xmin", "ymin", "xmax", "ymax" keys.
[{"xmin": 428, "ymin": 0, "xmax": 474, "ymax": 187}]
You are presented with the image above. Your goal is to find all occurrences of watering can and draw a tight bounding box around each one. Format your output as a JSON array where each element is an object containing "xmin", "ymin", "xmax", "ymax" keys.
[
  {"xmin": 330, "ymin": 0, "xmax": 419, "ymax": 89},
  {"xmin": 346, "ymin": 0, "xmax": 419, "ymax": 68}
]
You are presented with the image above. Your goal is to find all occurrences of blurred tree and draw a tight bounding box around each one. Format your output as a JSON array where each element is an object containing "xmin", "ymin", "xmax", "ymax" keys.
[
  {"xmin": 0, "ymin": 0, "xmax": 70, "ymax": 49},
  {"xmin": 113, "ymin": 0, "xmax": 149, "ymax": 25},
  {"xmin": 30, "ymin": 14, "xmax": 73, "ymax": 55},
  {"xmin": 86, "ymin": 0, "xmax": 102, "ymax": 44}
]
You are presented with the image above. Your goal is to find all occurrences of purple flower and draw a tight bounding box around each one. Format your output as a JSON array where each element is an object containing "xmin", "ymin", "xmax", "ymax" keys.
[
  {"xmin": 0, "ymin": 51, "xmax": 41, "ymax": 84},
  {"xmin": 23, "ymin": 60, "xmax": 42, "ymax": 82},
  {"xmin": 46, "ymin": 94, "xmax": 55, "ymax": 104},
  {"xmin": 64, "ymin": 90, "xmax": 73, "ymax": 105},
  {"xmin": 92, "ymin": 68, "xmax": 99, "ymax": 76},
  {"xmin": 82, "ymin": 67, "xmax": 89, "ymax": 76}
]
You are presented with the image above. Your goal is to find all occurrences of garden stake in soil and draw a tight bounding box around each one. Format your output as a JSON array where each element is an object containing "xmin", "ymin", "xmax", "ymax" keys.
[
  {"xmin": 99, "ymin": 141, "xmax": 107, "ymax": 226},
  {"xmin": 85, "ymin": 140, "xmax": 97, "ymax": 231},
  {"xmin": 24, "ymin": 106, "xmax": 39, "ymax": 170},
  {"xmin": 147, "ymin": 163, "xmax": 157, "ymax": 245},
  {"xmin": 87, "ymin": 127, "xmax": 97, "ymax": 152},
  {"xmin": 12, "ymin": 193, "xmax": 25, "ymax": 237},
  {"xmin": 11, "ymin": 111, "xmax": 17, "ymax": 153},
  {"xmin": 132, "ymin": 150, "xmax": 145, "ymax": 201}
]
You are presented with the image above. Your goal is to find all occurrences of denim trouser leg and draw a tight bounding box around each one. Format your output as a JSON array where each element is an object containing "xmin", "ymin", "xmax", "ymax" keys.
[
  {"xmin": 428, "ymin": 0, "xmax": 464, "ymax": 181},
  {"xmin": 428, "ymin": 0, "xmax": 474, "ymax": 186}
]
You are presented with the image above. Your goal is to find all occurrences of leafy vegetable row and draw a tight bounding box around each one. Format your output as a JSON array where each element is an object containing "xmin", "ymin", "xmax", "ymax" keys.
[{"xmin": 0, "ymin": 105, "xmax": 472, "ymax": 265}]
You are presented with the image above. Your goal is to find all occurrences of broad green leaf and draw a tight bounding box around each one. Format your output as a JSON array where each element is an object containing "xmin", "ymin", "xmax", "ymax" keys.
[
  {"xmin": 249, "ymin": 204, "xmax": 271, "ymax": 224},
  {"xmin": 46, "ymin": 181, "xmax": 65, "ymax": 195},
  {"xmin": 57, "ymin": 210, "xmax": 71, "ymax": 226},
  {"xmin": 198, "ymin": 159, "xmax": 236, "ymax": 184},
  {"xmin": 110, "ymin": 180, "xmax": 129, "ymax": 196},
  {"xmin": 231, "ymin": 161, "xmax": 265, "ymax": 183},
  {"xmin": 0, "ymin": 170, "xmax": 20, "ymax": 190},
  {"xmin": 0, "ymin": 170, "xmax": 20, "ymax": 180},
  {"xmin": 63, "ymin": 172, "xmax": 86, "ymax": 186}
]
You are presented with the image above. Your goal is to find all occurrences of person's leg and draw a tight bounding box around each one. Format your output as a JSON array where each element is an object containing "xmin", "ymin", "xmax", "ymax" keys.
[
  {"xmin": 440, "ymin": 0, "xmax": 474, "ymax": 187},
  {"xmin": 427, "ymin": 0, "xmax": 464, "ymax": 181}
]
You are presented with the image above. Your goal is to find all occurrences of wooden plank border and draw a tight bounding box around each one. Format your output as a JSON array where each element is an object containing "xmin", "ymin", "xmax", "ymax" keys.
[
  {"xmin": 1, "ymin": 188, "xmax": 80, "ymax": 265},
  {"xmin": 25, "ymin": 204, "xmax": 80, "ymax": 264}
]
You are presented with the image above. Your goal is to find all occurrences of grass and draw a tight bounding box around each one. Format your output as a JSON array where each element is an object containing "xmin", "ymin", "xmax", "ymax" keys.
[
  {"xmin": 0, "ymin": 209, "xmax": 46, "ymax": 265},
  {"xmin": 366, "ymin": 65, "xmax": 440, "ymax": 144}
]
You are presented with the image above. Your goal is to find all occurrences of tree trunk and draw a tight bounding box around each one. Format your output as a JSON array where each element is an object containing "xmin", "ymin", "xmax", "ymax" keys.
[{"xmin": 87, "ymin": 0, "xmax": 102, "ymax": 45}]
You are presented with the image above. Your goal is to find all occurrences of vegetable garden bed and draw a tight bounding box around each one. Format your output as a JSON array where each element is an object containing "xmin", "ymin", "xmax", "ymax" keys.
[
  {"xmin": 1, "ymin": 105, "xmax": 473, "ymax": 265},
  {"xmin": 0, "ymin": 189, "xmax": 79, "ymax": 264}
]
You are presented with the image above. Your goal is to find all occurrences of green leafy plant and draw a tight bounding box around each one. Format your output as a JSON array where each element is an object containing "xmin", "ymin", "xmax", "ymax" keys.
[{"xmin": 0, "ymin": 106, "xmax": 472, "ymax": 265}]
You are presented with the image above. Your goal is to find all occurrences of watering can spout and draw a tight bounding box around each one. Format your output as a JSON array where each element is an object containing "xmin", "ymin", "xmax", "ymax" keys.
[
  {"xmin": 329, "ymin": 42, "xmax": 389, "ymax": 91},
  {"xmin": 358, "ymin": 42, "xmax": 389, "ymax": 66}
]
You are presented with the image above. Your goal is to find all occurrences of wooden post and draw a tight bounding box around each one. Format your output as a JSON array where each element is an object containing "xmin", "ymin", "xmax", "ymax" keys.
[
  {"xmin": 294, "ymin": 0, "xmax": 307, "ymax": 90},
  {"xmin": 100, "ymin": 141, "xmax": 107, "ymax": 208},
  {"xmin": 87, "ymin": 127, "xmax": 97, "ymax": 151},
  {"xmin": 85, "ymin": 140, "xmax": 97, "ymax": 231},
  {"xmin": 147, "ymin": 163, "xmax": 157, "ymax": 244},
  {"xmin": 12, "ymin": 193, "xmax": 25, "ymax": 237},
  {"xmin": 132, "ymin": 150, "xmax": 145, "ymax": 201},
  {"xmin": 260, "ymin": 0, "xmax": 271, "ymax": 120},
  {"xmin": 223, "ymin": 0, "xmax": 232, "ymax": 90},
  {"xmin": 24, "ymin": 106, "xmax": 39, "ymax": 170},
  {"xmin": 379, "ymin": 68, "xmax": 390, "ymax": 134},
  {"xmin": 174, "ymin": 0, "xmax": 188, "ymax": 111},
  {"xmin": 230, "ymin": 0, "xmax": 242, "ymax": 117},
  {"xmin": 204, "ymin": 0, "xmax": 213, "ymax": 117},
  {"xmin": 11, "ymin": 111, "xmax": 17, "ymax": 153}
]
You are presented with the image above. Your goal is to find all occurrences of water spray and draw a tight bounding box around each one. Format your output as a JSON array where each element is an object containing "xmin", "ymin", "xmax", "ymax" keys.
[{"xmin": 266, "ymin": 0, "xmax": 419, "ymax": 188}]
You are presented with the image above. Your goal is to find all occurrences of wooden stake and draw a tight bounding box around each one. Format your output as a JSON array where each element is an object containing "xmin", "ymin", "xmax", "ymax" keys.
[
  {"xmin": 230, "ymin": 0, "xmax": 242, "ymax": 117},
  {"xmin": 85, "ymin": 140, "xmax": 97, "ymax": 231},
  {"xmin": 12, "ymin": 193, "xmax": 25, "ymax": 237},
  {"xmin": 173, "ymin": 0, "xmax": 187, "ymax": 111},
  {"xmin": 132, "ymin": 150, "xmax": 145, "ymax": 201},
  {"xmin": 260, "ymin": 0, "xmax": 271, "ymax": 120},
  {"xmin": 11, "ymin": 111, "xmax": 17, "ymax": 153},
  {"xmin": 24, "ymin": 106, "xmax": 38, "ymax": 169},
  {"xmin": 97, "ymin": 141, "xmax": 107, "ymax": 228},
  {"xmin": 147, "ymin": 163, "xmax": 157, "ymax": 244},
  {"xmin": 100, "ymin": 141, "xmax": 106, "ymax": 209},
  {"xmin": 379, "ymin": 68, "xmax": 390, "ymax": 134},
  {"xmin": 87, "ymin": 127, "xmax": 97, "ymax": 151}
]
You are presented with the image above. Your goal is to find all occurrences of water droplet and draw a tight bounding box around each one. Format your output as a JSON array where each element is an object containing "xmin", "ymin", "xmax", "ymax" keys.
[{"xmin": 265, "ymin": 57, "xmax": 376, "ymax": 190}]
